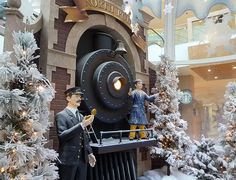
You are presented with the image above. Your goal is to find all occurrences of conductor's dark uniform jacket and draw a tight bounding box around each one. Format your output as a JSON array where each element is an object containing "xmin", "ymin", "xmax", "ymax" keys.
[{"xmin": 56, "ymin": 108, "xmax": 92, "ymax": 180}]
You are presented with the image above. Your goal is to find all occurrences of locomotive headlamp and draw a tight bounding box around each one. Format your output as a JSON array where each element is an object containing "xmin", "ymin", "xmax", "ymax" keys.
[
  {"xmin": 113, "ymin": 79, "xmax": 122, "ymax": 90},
  {"xmin": 113, "ymin": 77, "xmax": 126, "ymax": 91}
]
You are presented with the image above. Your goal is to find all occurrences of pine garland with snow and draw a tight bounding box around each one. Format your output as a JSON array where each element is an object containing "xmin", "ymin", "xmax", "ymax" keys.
[
  {"xmin": 182, "ymin": 135, "xmax": 227, "ymax": 180},
  {"xmin": 149, "ymin": 56, "xmax": 192, "ymax": 170},
  {"xmin": 0, "ymin": 31, "xmax": 58, "ymax": 179},
  {"xmin": 219, "ymin": 82, "xmax": 236, "ymax": 179}
]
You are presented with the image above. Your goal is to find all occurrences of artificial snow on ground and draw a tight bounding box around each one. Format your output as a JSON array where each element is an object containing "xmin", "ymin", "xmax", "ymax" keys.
[{"xmin": 138, "ymin": 168, "xmax": 196, "ymax": 180}]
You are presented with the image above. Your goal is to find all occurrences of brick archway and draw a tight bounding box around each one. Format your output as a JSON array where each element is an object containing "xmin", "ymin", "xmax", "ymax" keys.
[{"xmin": 65, "ymin": 14, "xmax": 141, "ymax": 74}]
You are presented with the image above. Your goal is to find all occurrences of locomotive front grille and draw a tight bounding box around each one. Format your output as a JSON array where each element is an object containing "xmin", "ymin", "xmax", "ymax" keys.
[{"xmin": 87, "ymin": 151, "xmax": 136, "ymax": 180}]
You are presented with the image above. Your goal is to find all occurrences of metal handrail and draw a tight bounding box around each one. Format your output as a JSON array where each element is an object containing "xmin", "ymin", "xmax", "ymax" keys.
[{"xmin": 99, "ymin": 128, "xmax": 154, "ymax": 145}]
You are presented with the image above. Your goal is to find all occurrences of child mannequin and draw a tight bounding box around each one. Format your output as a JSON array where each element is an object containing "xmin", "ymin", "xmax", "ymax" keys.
[{"xmin": 128, "ymin": 79, "xmax": 156, "ymax": 140}]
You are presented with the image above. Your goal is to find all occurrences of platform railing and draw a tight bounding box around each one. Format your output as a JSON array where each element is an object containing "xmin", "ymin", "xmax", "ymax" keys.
[{"xmin": 99, "ymin": 128, "xmax": 154, "ymax": 145}]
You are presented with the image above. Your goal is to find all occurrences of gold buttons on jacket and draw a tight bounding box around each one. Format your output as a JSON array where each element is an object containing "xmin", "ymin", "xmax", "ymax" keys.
[{"xmin": 78, "ymin": 149, "xmax": 81, "ymax": 159}]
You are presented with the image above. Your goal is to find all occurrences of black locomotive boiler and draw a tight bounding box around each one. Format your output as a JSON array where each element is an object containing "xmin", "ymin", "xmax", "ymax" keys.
[{"xmin": 76, "ymin": 30, "xmax": 156, "ymax": 180}]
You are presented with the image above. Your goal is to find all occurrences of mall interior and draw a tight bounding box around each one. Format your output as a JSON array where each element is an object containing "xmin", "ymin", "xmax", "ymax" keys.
[{"xmin": 0, "ymin": 0, "xmax": 236, "ymax": 179}]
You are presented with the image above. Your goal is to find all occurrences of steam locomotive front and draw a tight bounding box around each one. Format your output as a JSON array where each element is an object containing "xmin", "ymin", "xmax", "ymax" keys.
[
  {"xmin": 75, "ymin": 30, "xmax": 156, "ymax": 180},
  {"xmin": 76, "ymin": 31, "xmax": 134, "ymax": 134}
]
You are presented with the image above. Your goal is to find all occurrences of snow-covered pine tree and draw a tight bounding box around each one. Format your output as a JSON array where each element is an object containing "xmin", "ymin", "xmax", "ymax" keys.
[
  {"xmin": 183, "ymin": 135, "xmax": 227, "ymax": 180},
  {"xmin": 0, "ymin": 31, "xmax": 58, "ymax": 179},
  {"xmin": 149, "ymin": 56, "xmax": 192, "ymax": 173},
  {"xmin": 219, "ymin": 82, "xmax": 236, "ymax": 179}
]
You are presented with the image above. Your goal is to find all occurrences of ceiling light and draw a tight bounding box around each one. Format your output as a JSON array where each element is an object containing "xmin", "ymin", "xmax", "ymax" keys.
[
  {"xmin": 207, "ymin": 69, "xmax": 211, "ymax": 72},
  {"xmin": 232, "ymin": 66, "xmax": 236, "ymax": 69},
  {"xmin": 214, "ymin": 76, "xmax": 218, "ymax": 79}
]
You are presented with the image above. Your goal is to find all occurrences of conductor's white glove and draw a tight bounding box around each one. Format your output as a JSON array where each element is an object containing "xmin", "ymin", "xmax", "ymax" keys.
[{"xmin": 88, "ymin": 153, "xmax": 96, "ymax": 167}]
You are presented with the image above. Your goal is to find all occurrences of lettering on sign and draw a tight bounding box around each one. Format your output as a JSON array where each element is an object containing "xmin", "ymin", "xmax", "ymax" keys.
[{"xmin": 61, "ymin": 0, "xmax": 131, "ymax": 29}]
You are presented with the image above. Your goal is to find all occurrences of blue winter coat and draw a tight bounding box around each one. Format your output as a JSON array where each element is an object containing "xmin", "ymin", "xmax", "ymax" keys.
[{"xmin": 129, "ymin": 90, "xmax": 156, "ymax": 125}]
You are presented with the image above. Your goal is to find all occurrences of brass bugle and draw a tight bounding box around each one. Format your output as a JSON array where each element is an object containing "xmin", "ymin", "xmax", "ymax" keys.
[
  {"xmin": 85, "ymin": 108, "xmax": 98, "ymax": 143},
  {"xmin": 91, "ymin": 108, "xmax": 97, "ymax": 116}
]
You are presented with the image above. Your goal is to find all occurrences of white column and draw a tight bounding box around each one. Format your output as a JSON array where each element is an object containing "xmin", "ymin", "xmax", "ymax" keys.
[
  {"xmin": 4, "ymin": 0, "xmax": 23, "ymax": 52},
  {"xmin": 164, "ymin": 0, "xmax": 177, "ymax": 60}
]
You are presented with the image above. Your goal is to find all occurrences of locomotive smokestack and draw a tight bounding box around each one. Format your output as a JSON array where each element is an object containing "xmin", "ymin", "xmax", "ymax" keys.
[{"xmin": 93, "ymin": 32, "xmax": 114, "ymax": 50}]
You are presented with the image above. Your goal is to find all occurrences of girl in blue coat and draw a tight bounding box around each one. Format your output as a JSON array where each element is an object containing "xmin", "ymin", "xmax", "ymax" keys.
[{"xmin": 128, "ymin": 79, "xmax": 156, "ymax": 140}]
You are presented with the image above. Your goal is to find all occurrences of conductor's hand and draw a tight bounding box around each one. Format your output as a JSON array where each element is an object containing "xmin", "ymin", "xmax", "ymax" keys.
[
  {"xmin": 81, "ymin": 115, "xmax": 94, "ymax": 127},
  {"xmin": 88, "ymin": 153, "xmax": 96, "ymax": 167}
]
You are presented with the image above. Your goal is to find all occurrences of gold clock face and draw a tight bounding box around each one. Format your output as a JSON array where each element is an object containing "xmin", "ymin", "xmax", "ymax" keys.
[{"xmin": 180, "ymin": 90, "xmax": 192, "ymax": 104}]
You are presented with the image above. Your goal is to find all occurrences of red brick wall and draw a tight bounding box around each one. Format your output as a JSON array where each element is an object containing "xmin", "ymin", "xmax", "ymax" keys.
[
  {"xmin": 54, "ymin": 0, "xmax": 75, "ymax": 52},
  {"xmin": 149, "ymin": 68, "xmax": 157, "ymax": 92},
  {"xmin": 149, "ymin": 68, "xmax": 156, "ymax": 120},
  {"xmin": 138, "ymin": 48, "xmax": 147, "ymax": 73},
  {"xmin": 56, "ymin": 0, "xmax": 75, "ymax": 5},
  {"xmin": 34, "ymin": 31, "xmax": 41, "ymax": 69},
  {"xmin": 50, "ymin": 67, "xmax": 71, "ymax": 150}
]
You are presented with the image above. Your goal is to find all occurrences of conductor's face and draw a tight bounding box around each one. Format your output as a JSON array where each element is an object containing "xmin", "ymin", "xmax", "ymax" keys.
[{"xmin": 66, "ymin": 93, "xmax": 82, "ymax": 108}]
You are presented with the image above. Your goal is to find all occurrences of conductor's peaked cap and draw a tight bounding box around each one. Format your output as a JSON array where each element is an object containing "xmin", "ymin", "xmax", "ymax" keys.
[{"xmin": 64, "ymin": 87, "xmax": 84, "ymax": 96}]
